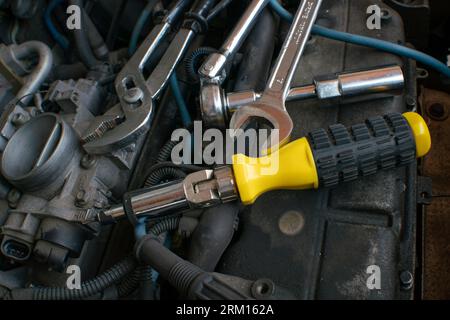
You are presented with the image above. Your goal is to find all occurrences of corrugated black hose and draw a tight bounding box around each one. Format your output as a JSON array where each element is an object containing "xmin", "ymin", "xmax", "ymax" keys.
[
  {"xmin": 9, "ymin": 256, "xmax": 136, "ymax": 300},
  {"xmin": 117, "ymin": 217, "xmax": 181, "ymax": 299},
  {"xmin": 144, "ymin": 140, "xmax": 188, "ymax": 187}
]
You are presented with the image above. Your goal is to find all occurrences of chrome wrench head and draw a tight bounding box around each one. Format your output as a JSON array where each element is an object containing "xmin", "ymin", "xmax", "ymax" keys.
[
  {"xmin": 229, "ymin": 101, "xmax": 294, "ymax": 149},
  {"xmin": 230, "ymin": 0, "xmax": 323, "ymax": 150}
]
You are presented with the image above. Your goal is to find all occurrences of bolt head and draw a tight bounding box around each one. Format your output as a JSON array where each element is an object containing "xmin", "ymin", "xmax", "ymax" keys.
[
  {"xmin": 7, "ymin": 189, "xmax": 21, "ymax": 205},
  {"xmin": 400, "ymin": 271, "xmax": 414, "ymax": 290},
  {"xmin": 81, "ymin": 154, "xmax": 97, "ymax": 169}
]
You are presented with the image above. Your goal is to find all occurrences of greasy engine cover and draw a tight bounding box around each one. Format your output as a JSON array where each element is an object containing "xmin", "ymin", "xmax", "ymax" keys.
[{"xmin": 218, "ymin": 0, "xmax": 417, "ymax": 300}]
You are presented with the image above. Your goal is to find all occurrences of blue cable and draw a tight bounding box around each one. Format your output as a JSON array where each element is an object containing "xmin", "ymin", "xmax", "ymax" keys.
[
  {"xmin": 44, "ymin": 0, "xmax": 70, "ymax": 50},
  {"xmin": 269, "ymin": 0, "xmax": 292, "ymax": 22},
  {"xmin": 135, "ymin": 218, "xmax": 148, "ymax": 240},
  {"xmin": 170, "ymin": 74, "xmax": 193, "ymax": 128},
  {"xmin": 128, "ymin": 2, "xmax": 154, "ymax": 56},
  {"xmin": 269, "ymin": 0, "xmax": 450, "ymax": 78}
]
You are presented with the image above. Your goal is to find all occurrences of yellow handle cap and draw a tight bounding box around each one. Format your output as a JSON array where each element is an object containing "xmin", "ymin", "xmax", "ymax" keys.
[{"xmin": 403, "ymin": 112, "xmax": 431, "ymax": 158}]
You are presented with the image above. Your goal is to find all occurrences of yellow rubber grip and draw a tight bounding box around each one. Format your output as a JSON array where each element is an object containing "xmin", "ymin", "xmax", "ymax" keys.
[
  {"xmin": 232, "ymin": 138, "xmax": 319, "ymax": 205},
  {"xmin": 232, "ymin": 112, "xmax": 431, "ymax": 206}
]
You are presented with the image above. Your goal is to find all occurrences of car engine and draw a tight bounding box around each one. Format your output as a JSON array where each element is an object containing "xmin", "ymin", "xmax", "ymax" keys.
[{"xmin": 0, "ymin": 0, "xmax": 447, "ymax": 301}]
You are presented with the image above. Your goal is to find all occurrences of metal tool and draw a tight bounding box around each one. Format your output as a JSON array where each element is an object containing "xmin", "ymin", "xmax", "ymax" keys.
[
  {"xmin": 98, "ymin": 166, "xmax": 238, "ymax": 223},
  {"xmin": 96, "ymin": 112, "xmax": 431, "ymax": 224},
  {"xmin": 147, "ymin": 0, "xmax": 218, "ymax": 100},
  {"xmin": 199, "ymin": 0, "xmax": 270, "ymax": 82},
  {"xmin": 201, "ymin": 65, "xmax": 405, "ymax": 128},
  {"xmin": 82, "ymin": 0, "xmax": 192, "ymax": 154},
  {"xmin": 230, "ymin": 0, "xmax": 323, "ymax": 148}
]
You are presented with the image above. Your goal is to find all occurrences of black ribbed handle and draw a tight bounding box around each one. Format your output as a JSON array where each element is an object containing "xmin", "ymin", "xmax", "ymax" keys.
[{"xmin": 307, "ymin": 113, "xmax": 416, "ymax": 188}]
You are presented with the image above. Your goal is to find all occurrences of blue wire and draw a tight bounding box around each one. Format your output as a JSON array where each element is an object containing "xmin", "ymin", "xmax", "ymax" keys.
[
  {"xmin": 269, "ymin": 0, "xmax": 450, "ymax": 78},
  {"xmin": 44, "ymin": 0, "xmax": 70, "ymax": 50},
  {"xmin": 269, "ymin": 0, "xmax": 292, "ymax": 22},
  {"xmin": 135, "ymin": 218, "xmax": 148, "ymax": 240},
  {"xmin": 128, "ymin": 3, "xmax": 153, "ymax": 56},
  {"xmin": 170, "ymin": 74, "xmax": 193, "ymax": 128}
]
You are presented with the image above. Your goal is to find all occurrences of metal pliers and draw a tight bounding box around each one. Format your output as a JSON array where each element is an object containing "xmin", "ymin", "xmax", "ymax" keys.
[{"xmin": 82, "ymin": 0, "xmax": 194, "ymax": 154}]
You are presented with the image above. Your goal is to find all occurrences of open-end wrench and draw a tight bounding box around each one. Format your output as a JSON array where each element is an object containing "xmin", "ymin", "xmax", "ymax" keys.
[
  {"xmin": 230, "ymin": 0, "xmax": 323, "ymax": 149},
  {"xmin": 82, "ymin": 0, "xmax": 193, "ymax": 154}
]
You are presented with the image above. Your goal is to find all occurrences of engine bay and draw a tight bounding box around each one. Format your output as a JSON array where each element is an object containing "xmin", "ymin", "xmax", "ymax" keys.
[{"xmin": 0, "ymin": 0, "xmax": 448, "ymax": 301}]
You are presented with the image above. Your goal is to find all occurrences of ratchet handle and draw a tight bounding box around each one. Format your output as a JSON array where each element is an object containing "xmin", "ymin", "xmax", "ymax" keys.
[
  {"xmin": 232, "ymin": 112, "xmax": 431, "ymax": 205},
  {"xmin": 308, "ymin": 112, "xmax": 430, "ymax": 188}
]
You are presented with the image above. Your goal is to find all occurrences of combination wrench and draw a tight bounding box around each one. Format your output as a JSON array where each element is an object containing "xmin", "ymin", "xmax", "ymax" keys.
[{"xmin": 230, "ymin": 0, "xmax": 323, "ymax": 149}]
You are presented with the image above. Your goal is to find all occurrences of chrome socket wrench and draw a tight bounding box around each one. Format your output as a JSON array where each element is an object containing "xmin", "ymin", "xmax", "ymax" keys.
[{"xmin": 200, "ymin": 65, "xmax": 405, "ymax": 128}]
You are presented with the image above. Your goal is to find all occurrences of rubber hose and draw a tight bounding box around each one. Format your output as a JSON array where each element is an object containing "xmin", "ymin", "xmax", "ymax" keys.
[
  {"xmin": 133, "ymin": 216, "xmax": 181, "ymax": 297},
  {"xmin": 117, "ymin": 265, "xmax": 153, "ymax": 299},
  {"xmin": 149, "ymin": 217, "xmax": 181, "ymax": 237},
  {"xmin": 84, "ymin": 13, "xmax": 109, "ymax": 60},
  {"xmin": 10, "ymin": 256, "xmax": 136, "ymax": 300},
  {"xmin": 117, "ymin": 266, "xmax": 144, "ymax": 297},
  {"xmin": 156, "ymin": 140, "xmax": 179, "ymax": 163},
  {"xmin": 234, "ymin": 8, "xmax": 277, "ymax": 92},
  {"xmin": 188, "ymin": 203, "xmax": 239, "ymax": 272},
  {"xmin": 144, "ymin": 166, "xmax": 187, "ymax": 188},
  {"xmin": 69, "ymin": 0, "xmax": 101, "ymax": 69},
  {"xmin": 44, "ymin": 0, "xmax": 69, "ymax": 50},
  {"xmin": 170, "ymin": 74, "xmax": 192, "ymax": 128},
  {"xmin": 138, "ymin": 267, "xmax": 154, "ymax": 300},
  {"xmin": 129, "ymin": 0, "xmax": 158, "ymax": 55},
  {"xmin": 207, "ymin": 0, "xmax": 233, "ymax": 22},
  {"xmin": 185, "ymin": 47, "xmax": 217, "ymax": 82},
  {"xmin": 136, "ymin": 234, "xmax": 202, "ymax": 290},
  {"xmin": 106, "ymin": 0, "xmax": 127, "ymax": 49}
]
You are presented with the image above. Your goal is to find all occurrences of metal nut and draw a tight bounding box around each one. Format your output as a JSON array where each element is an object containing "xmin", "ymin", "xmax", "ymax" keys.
[{"xmin": 81, "ymin": 154, "xmax": 97, "ymax": 169}]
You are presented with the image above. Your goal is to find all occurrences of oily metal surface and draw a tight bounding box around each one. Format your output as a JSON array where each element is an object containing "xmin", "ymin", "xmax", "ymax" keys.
[{"xmin": 421, "ymin": 88, "xmax": 450, "ymax": 300}]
